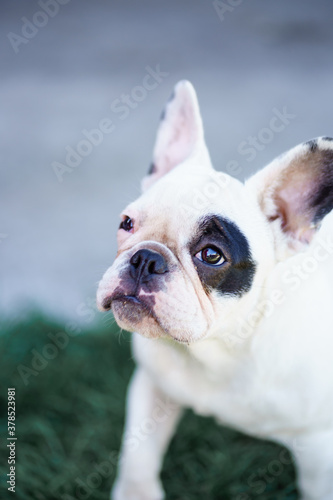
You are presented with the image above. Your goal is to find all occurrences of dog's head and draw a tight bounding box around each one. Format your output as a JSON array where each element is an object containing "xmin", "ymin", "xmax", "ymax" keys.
[{"xmin": 97, "ymin": 81, "xmax": 333, "ymax": 343}]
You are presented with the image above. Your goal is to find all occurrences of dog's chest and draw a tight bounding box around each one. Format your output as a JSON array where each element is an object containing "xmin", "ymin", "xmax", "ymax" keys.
[{"xmin": 132, "ymin": 334, "xmax": 292, "ymax": 439}]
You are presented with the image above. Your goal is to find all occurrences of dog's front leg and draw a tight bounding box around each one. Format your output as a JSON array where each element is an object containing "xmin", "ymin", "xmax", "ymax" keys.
[
  {"xmin": 112, "ymin": 366, "xmax": 183, "ymax": 500},
  {"xmin": 289, "ymin": 429, "xmax": 333, "ymax": 500}
]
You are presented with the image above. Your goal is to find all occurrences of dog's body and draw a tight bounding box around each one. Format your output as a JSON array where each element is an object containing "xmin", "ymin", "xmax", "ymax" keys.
[{"xmin": 97, "ymin": 81, "xmax": 333, "ymax": 500}]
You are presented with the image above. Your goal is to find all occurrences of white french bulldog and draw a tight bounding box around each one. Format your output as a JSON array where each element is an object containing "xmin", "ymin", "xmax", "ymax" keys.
[{"xmin": 97, "ymin": 81, "xmax": 333, "ymax": 500}]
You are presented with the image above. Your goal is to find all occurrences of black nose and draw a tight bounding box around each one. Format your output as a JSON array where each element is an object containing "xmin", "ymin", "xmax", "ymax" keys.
[{"xmin": 130, "ymin": 249, "xmax": 168, "ymax": 282}]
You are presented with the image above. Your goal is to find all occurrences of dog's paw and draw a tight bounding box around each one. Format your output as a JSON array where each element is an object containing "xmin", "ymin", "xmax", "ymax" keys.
[{"xmin": 111, "ymin": 477, "xmax": 164, "ymax": 500}]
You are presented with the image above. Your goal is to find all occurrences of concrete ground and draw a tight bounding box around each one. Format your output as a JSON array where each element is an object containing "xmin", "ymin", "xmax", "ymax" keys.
[{"xmin": 1, "ymin": 0, "xmax": 333, "ymax": 322}]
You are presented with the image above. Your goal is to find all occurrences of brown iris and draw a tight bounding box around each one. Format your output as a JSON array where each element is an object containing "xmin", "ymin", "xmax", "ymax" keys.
[{"xmin": 197, "ymin": 246, "xmax": 225, "ymax": 266}]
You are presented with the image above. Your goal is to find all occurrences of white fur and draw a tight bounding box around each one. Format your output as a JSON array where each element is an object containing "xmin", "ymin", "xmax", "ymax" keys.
[{"xmin": 97, "ymin": 81, "xmax": 333, "ymax": 500}]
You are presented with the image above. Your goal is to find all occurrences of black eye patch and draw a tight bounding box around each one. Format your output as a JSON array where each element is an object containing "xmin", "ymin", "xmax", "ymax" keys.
[{"xmin": 189, "ymin": 215, "xmax": 256, "ymax": 297}]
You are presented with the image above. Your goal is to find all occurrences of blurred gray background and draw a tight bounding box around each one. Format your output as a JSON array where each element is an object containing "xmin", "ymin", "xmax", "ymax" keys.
[{"xmin": 1, "ymin": 0, "xmax": 333, "ymax": 323}]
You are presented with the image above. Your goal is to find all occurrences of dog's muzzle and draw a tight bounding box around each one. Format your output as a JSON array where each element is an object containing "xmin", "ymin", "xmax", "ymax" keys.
[
  {"xmin": 129, "ymin": 249, "xmax": 168, "ymax": 282},
  {"xmin": 100, "ymin": 248, "xmax": 168, "ymax": 311}
]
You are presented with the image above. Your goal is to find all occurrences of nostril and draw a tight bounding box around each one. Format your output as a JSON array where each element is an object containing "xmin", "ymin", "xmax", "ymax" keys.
[
  {"xmin": 147, "ymin": 261, "xmax": 155, "ymax": 274},
  {"xmin": 130, "ymin": 252, "xmax": 141, "ymax": 269},
  {"xmin": 153, "ymin": 256, "xmax": 167, "ymax": 274},
  {"xmin": 102, "ymin": 296, "xmax": 112, "ymax": 310}
]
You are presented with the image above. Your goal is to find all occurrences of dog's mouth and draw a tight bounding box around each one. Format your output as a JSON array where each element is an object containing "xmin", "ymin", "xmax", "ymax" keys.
[
  {"xmin": 104, "ymin": 292, "xmax": 159, "ymax": 328},
  {"xmin": 102, "ymin": 293, "xmax": 140, "ymax": 309},
  {"xmin": 100, "ymin": 290, "xmax": 202, "ymax": 344}
]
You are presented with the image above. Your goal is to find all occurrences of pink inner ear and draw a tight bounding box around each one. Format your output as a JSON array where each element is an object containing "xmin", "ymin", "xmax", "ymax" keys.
[
  {"xmin": 274, "ymin": 167, "xmax": 317, "ymax": 244},
  {"xmin": 154, "ymin": 100, "xmax": 201, "ymax": 177},
  {"xmin": 251, "ymin": 140, "xmax": 333, "ymax": 253},
  {"xmin": 160, "ymin": 108, "xmax": 193, "ymax": 168},
  {"xmin": 145, "ymin": 81, "xmax": 205, "ymax": 191}
]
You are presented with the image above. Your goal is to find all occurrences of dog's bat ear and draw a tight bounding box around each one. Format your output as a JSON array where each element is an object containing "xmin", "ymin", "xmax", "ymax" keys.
[
  {"xmin": 142, "ymin": 80, "xmax": 209, "ymax": 191},
  {"xmin": 247, "ymin": 137, "xmax": 333, "ymax": 258}
]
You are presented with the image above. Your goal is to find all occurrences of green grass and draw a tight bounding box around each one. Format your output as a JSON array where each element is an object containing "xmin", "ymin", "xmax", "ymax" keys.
[{"xmin": 0, "ymin": 314, "xmax": 297, "ymax": 500}]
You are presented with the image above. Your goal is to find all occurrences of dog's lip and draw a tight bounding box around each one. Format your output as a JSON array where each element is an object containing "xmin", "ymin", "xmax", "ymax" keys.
[
  {"xmin": 105, "ymin": 292, "xmax": 154, "ymax": 315},
  {"xmin": 110, "ymin": 294, "xmax": 189, "ymax": 344},
  {"xmin": 112, "ymin": 294, "xmax": 141, "ymax": 305},
  {"xmin": 102, "ymin": 293, "xmax": 140, "ymax": 310},
  {"xmin": 107, "ymin": 291, "xmax": 166, "ymax": 329}
]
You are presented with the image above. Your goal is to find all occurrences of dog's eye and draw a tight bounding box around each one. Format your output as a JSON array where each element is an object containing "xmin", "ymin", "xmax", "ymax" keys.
[
  {"xmin": 195, "ymin": 246, "xmax": 225, "ymax": 266},
  {"xmin": 119, "ymin": 216, "xmax": 133, "ymax": 232}
]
